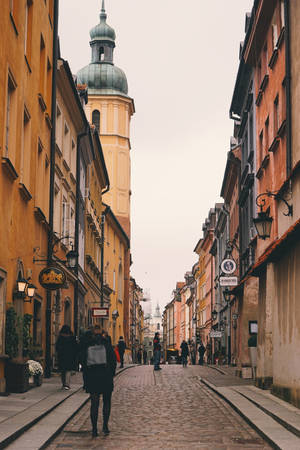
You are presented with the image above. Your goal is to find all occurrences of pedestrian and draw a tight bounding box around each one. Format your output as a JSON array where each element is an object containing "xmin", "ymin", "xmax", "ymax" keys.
[
  {"xmin": 153, "ymin": 332, "xmax": 162, "ymax": 371},
  {"xmin": 82, "ymin": 325, "xmax": 116, "ymax": 437},
  {"xmin": 198, "ymin": 342, "xmax": 206, "ymax": 365},
  {"xmin": 143, "ymin": 348, "xmax": 147, "ymax": 365},
  {"xmin": 78, "ymin": 327, "xmax": 93, "ymax": 391},
  {"xmin": 180, "ymin": 340, "xmax": 189, "ymax": 368},
  {"xmin": 137, "ymin": 347, "xmax": 142, "ymax": 364},
  {"xmin": 56, "ymin": 324, "xmax": 78, "ymax": 390},
  {"xmin": 190, "ymin": 342, "xmax": 196, "ymax": 365},
  {"xmin": 117, "ymin": 336, "xmax": 126, "ymax": 368}
]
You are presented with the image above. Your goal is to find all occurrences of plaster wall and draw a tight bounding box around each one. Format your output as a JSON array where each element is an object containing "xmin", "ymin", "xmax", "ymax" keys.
[
  {"xmin": 256, "ymin": 265, "xmax": 274, "ymax": 388},
  {"xmin": 237, "ymin": 276, "xmax": 259, "ymax": 369},
  {"xmin": 272, "ymin": 240, "xmax": 300, "ymax": 406}
]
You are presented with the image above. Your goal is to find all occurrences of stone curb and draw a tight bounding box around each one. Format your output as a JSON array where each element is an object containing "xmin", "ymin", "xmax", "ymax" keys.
[{"xmin": 201, "ymin": 377, "xmax": 300, "ymax": 450}]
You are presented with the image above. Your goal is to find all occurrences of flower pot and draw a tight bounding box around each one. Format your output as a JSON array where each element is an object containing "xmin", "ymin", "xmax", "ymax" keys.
[
  {"xmin": 33, "ymin": 374, "xmax": 43, "ymax": 386},
  {"xmin": 5, "ymin": 361, "xmax": 29, "ymax": 393}
]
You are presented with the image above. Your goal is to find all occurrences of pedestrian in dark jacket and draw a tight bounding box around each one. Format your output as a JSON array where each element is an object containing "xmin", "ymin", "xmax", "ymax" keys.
[
  {"xmin": 180, "ymin": 340, "xmax": 189, "ymax": 368},
  {"xmin": 198, "ymin": 342, "xmax": 206, "ymax": 365},
  {"xmin": 117, "ymin": 336, "xmax": 126, "ymax": 368},
  {"xmin": 56, "ymin": 325, "xmax": 78, "ymax": 390},
  {"xmin": 153, "ymin": 332, "xmax": 162, "ymax": 371},
  {"xmin": 81, "ymin": 325, "xmax": 116, "ymax": 437},
  {"xmin": 137, "ymin": 348, "xmax": 142, "ymax": 364},
  {"xmin": 143, "ymin": 349, "xmax": 147, "ymax": 365}
]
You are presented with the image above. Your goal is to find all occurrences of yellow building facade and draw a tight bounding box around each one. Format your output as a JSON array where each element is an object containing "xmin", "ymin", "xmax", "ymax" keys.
[{"xmin": 0, "ymin": 0, "xmax": 55, "ymax": 391}]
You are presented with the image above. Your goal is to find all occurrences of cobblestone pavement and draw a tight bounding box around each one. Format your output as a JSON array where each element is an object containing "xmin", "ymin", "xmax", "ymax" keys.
[{"xmin": 47, "ymin": 365, "xmax": 271, "ymax": 450}]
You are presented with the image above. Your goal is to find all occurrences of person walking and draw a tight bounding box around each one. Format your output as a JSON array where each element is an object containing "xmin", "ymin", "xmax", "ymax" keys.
[
  {"xmin": 137, "ymin": 348, "xmax": 142, "ymax": 364},
  {"xmin": 198, "ymin": 342, "xmax": 206, "ymax": 365},
  {"xmin": 82, "ymin": 325, "xmax": 116, "ymax": 437},
  {"xmin": 143, "ymin": 348, "xmax": 147, "ymax": 365},
  {"xmin": 117, "ymin": 336, "xmax": 126, "ymax": 368},
  {"xmin": 180, "ymin": 340, "xmax": 189, "ymax": 368},
  {"xmin": 56, "ymin": 325, "xmax": 78, "ymax": 390},
  {"xmin": 153, "ymin": 332, "xmax": 162, "ymax": 371},
  {"xmin": 190, "ymin": 342, "xmax": 196, "ymax": 365}
]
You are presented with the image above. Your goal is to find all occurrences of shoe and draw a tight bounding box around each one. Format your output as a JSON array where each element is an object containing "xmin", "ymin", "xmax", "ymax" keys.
[
  {"xmin": 102, "ymin": 424, "xmax": 110, "ymax": 435},
  {"xmin": 64, "ymin": 386, "xmax": 70, "ymax": 390},
  {"xmin": 92, "ymin": 429, "xmax": 99, "ymax": 437}
]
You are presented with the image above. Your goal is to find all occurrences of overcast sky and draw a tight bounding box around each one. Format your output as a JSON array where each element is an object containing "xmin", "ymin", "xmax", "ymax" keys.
[{"xmin": 59, "ymin": 0, "xmax": 254, "ymax": 312}]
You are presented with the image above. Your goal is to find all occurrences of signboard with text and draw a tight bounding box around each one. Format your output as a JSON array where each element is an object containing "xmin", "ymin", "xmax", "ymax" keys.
[
  {"xmin": 210, "ymin": 331, "xmax": 223, "ymax": 338},
  {"xmin": 220, "ymin": 276, "xmax": 238, "ymax": 287},
  {"xmin": 92, "ymin": 307, "xmax": 109, "ymax": 318}
]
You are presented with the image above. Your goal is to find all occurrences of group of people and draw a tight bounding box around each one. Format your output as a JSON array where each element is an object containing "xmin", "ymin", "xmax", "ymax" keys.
[
  {"xmin": 180, "ymin": 340, "xmax": 206, "ymax": 367},
  {"xmin": 136, "ymin": 347, "xmax": 148, "ymax": 364},
  {"xmin": 55, "ymin": 324, "xmax": 127, "ymax": 437}
]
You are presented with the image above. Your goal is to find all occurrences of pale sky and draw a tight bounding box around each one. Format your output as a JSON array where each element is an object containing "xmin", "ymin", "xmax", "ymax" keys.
[{"xmin": 59, "ymin": 0, "xmax": 254, "ymax": 311}]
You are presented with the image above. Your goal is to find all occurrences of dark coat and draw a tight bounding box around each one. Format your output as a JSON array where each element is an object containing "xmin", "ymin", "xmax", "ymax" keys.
[
  {"xmin": 180, "ymin": 342, "xmax": 189, "ymax": 357},
  {"xmin": 82, "ymin": 333, "xmax": 116, "ymax": 394},
  {"xmin": 198, "ymin": 344, "xmax": 206, "ymax": 356},
  {"xmin": 117, "ymin": 339, "xmax": 126, "ymax": 355},
  {"xmin": 56, "ymin": 334, "xmax": 78, "ymax": 371}
]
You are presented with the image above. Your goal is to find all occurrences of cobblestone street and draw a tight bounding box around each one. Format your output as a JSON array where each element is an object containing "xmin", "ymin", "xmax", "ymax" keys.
[{"xmin": 47, "ymin": 365, "xmax": 271, "ymax": 449}]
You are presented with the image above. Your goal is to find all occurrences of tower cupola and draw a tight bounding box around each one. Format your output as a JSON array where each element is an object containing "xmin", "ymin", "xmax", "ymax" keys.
[{"xmin": 77, "ymin": 0, "xmax": 128, "ymax": 96}]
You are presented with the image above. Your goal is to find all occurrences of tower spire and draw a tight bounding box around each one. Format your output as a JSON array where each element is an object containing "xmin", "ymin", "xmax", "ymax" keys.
[{"xmin": 100, "ymin": 0, "xmax": 107, "ymax": 21}]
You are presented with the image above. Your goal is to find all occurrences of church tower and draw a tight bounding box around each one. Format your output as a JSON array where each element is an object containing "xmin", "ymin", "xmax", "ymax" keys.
[{"xmin": 77, "ymin": 0, "xmax": 134, "ymax": 237}]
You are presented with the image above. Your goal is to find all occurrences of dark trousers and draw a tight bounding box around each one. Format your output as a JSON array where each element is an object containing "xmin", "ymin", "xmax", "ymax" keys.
[
  {"xmin": 90, "ymin": 392, "xmax": 112, "ymax": 432},
  {"xmin": 199, "ymin": 354, "xmax": 204, "ymax": 365},
  {"xmin": 119, "ymin": 352, "xmax": 124, "ymax": 368}
]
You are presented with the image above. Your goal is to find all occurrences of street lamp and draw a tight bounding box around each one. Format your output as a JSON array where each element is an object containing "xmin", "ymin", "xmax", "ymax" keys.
[
  {"xmin": 254, "ymin": 191, "xmax": 292, "ymax": 240},
  {"xmin": 212, "ymin": 309, "xmax": 218, "ymax": 321},
  {"xmin": 15, "ymin": 275, "xmax": 36, "ymax": 303}
]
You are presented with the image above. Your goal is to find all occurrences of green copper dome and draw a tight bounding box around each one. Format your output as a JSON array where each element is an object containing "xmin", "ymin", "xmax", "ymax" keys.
[
  {"xmin": 76, "ymin": 0, "xmax": 129, "ymax": 97},
  {"xmin": 89, "ymin": 3, "xmax": 116, "ymax": 42},
  {"xmin": 77, "ymin": 63, "xmax": 128, "ymax": 96}
]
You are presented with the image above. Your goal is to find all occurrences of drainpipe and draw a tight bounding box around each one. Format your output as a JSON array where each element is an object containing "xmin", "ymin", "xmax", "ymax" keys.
[
  {"xmin": 284, "ymin": 0, "xmax": 292, "ymax": 177},
  {"xmin": 45, "ymin": 0, "xmax": 59, "ymax": 379}
]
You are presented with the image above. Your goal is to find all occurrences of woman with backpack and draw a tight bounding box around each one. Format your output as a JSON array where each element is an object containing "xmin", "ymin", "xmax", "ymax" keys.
[{"xmin": 82, "ymin": 325, "xmax": 116, "ymax": 437}]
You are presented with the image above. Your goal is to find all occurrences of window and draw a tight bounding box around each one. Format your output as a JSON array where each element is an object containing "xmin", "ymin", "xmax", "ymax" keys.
[
  {"xmin": 113, "ymin": 270, "xmax": 116, "ymax": 291},
  {"xmin": 46, "ymin": 58, "xmax": 52, "ymax": 109},
  {"xmin": 272, "ymin": 23, "xmax": 278, "ymax": 49},
  {"xmin": 274, "ymin": 95, "xmax": 280, "ymax": 134},
  {"xmin": 5, "ymin": 73, "xmax": 17, "ymax": 160},
  {"xmin": 9, "ymin": 0, "xmax": 18, "ymax": 32},
  {"xmin": 259, "ymin": 130, "xmax": 263, "ymax": 165},
  {"xmin": 22, "ymin": 106, "xmax": 31, "ymax": 188},
  {"xmin": 56, "ymin": 105, "xmax": 62, "ymax": 150},
  {"xmin": 99, "ymin": 47, "xmax": 104, "ymax": 61},
  {"xmin": 39, "ymin": 35, "xmax": 46, "ymax": 97},
  {"xmin": 265, "ymin": 117, "xmax": 269, "ymax": 151},
  {"xmin": 62, "ymin": 197, "xmax": 70, "ymax": 241},
  {"xmin": 24, "ymin": 0, "xmax": 33, "ymax": 64},
  {"xmin": 63, "ymin": 122, "xmax": 70, "ymax": 166},
  {"xmin": 92, "ymin": 110, "xmax": 100, "ymax": 133}
]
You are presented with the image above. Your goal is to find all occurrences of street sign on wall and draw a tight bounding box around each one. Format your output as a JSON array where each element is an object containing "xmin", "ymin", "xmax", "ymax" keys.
[
  {"xmin": 210, "ymin": 331, "xmax": 223, "ymax": 338},
  {"xmin": 219, "ymin": 276, "xmax": 238, "ymax": 287},
  {"xmin": 220, "ymin": 258, "xmax": 236, "ymax": 274},
  {"xmin": 39, "ymin": 266, "xmax": 66, "ymax": 290},
  {"xmin": 91, "ymin": 307, "xmax": 109, "ymax": 318}
]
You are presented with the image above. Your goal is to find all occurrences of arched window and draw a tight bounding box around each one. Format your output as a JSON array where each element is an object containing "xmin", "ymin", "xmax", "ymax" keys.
[
  {"xmin": 92, "ymin": 109, "xmax": 100, "ymax": 133},
  {"xmin": 99, "ymin": 47, "xmax": 105, "ymax": 61}
]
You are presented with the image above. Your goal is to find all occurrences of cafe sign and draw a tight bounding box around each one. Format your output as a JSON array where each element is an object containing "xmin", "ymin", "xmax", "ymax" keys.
[{"xmin": 39, "ymin": 266, "xmax": 66, "ymax": 290}]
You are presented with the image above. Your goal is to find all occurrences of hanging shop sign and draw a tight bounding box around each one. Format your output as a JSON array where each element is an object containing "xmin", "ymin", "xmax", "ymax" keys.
[
  {"xmin": 92, "ymin": 307, "xmax": 109, "ymax": 318},
  {"xmin": 219, "ymin": 276, "xmax": 238, "ymax": 287},
  {"xmin": 220, "ymin": 258, "xmax": 236, "ymax": 275},
  {"xmin": 39, "ymin": 266, "xmax": 66, "ymax": 290},
  {"xmin": 210, "ymin": 331, "xmax": 223, "ymax": 338}
]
